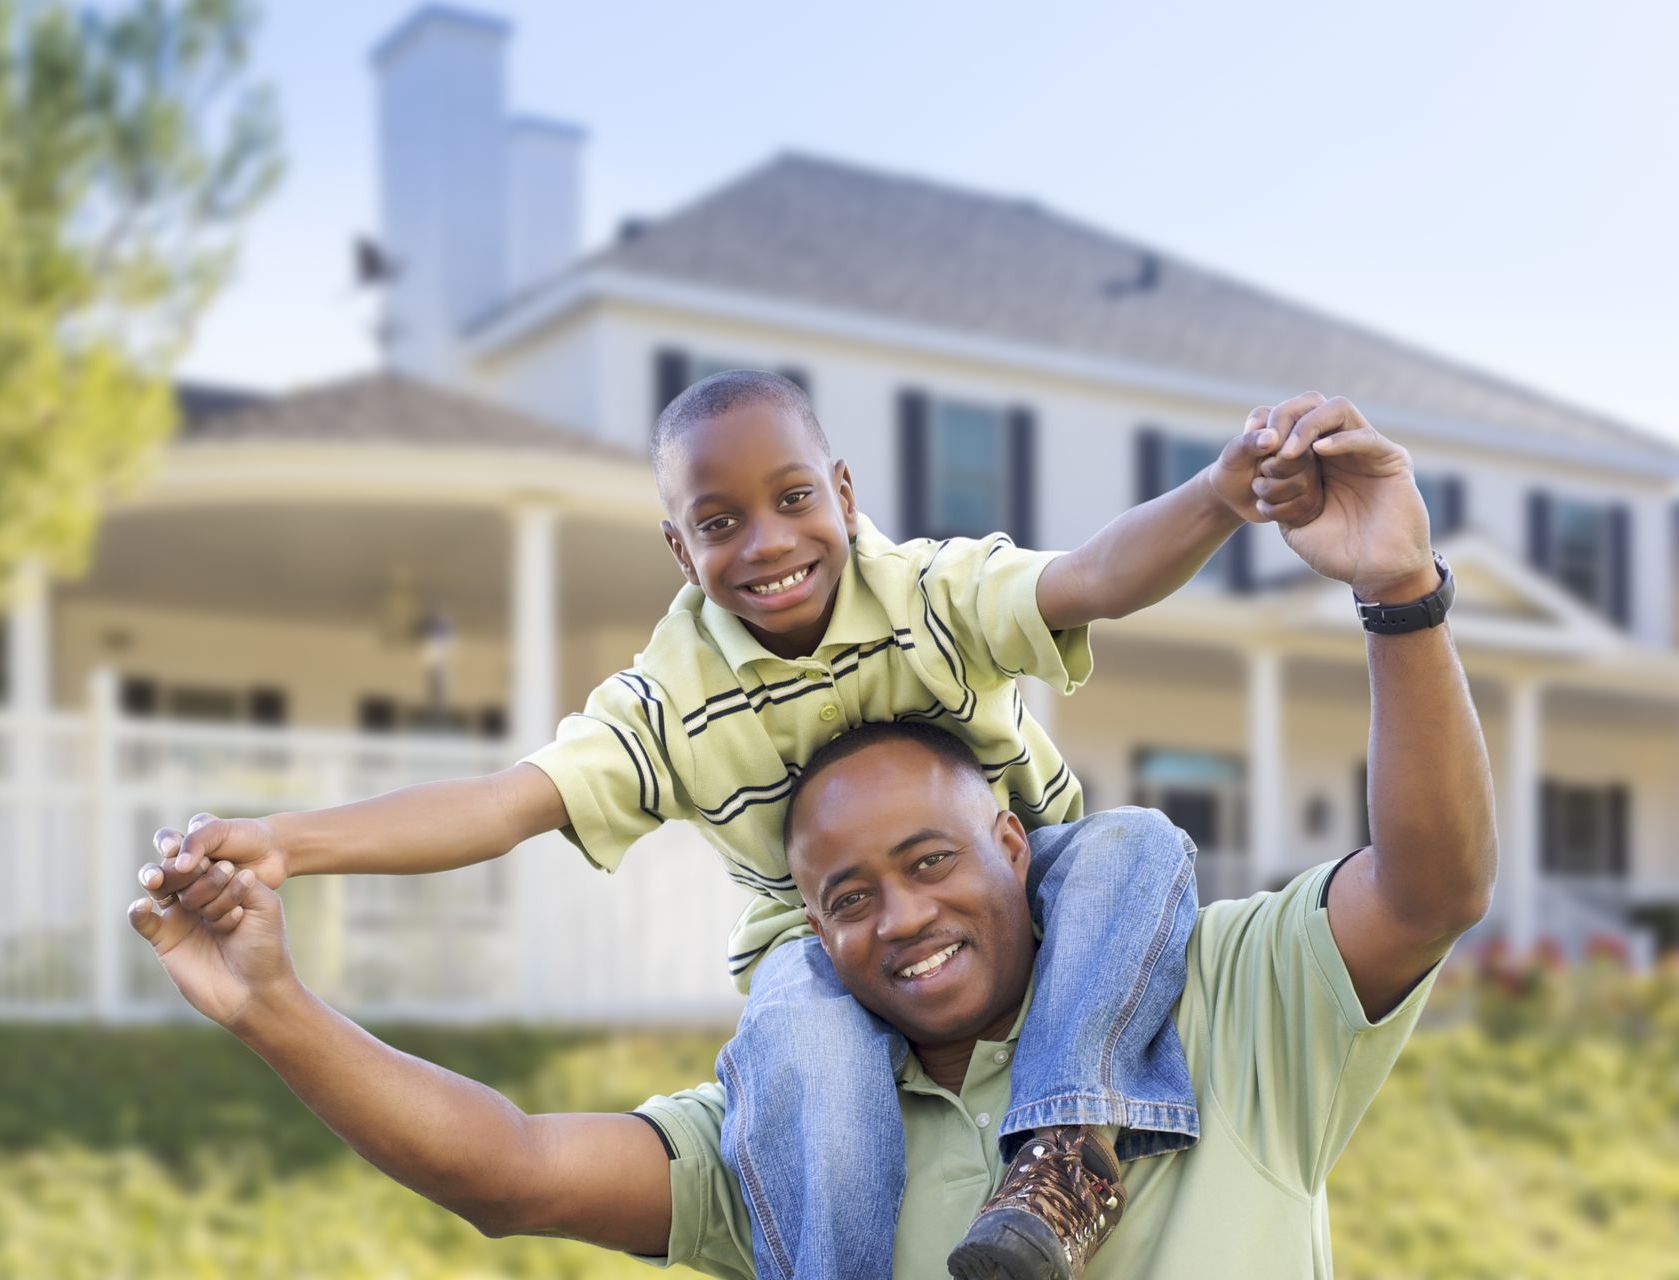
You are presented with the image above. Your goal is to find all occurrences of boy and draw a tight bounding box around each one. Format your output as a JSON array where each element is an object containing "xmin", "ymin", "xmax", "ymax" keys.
[{"xmin": 145, "ymin": 372, "xmax": 1324, "ymax": 1280}]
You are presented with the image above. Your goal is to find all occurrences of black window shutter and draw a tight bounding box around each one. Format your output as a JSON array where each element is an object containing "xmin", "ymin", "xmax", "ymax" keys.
[
  {"xmin": 1540, "ymin": 779, "xmax": 1559, "ymax": 873},
  {"xmin": 1607, "ymin": 503, "xmax": 1632, "ymax": 628},
  {"xmin": 1440, "ymin": 476, "xmax": 1466, "ymax": 537},
  {"xmin": 1007, "ymin": 405, "xmax": 1036, "ymax": 546},
  {"xmin": 777, "ymin": 366, "xmax": 811, "ymax": 397},
  {"xmin": 1227, "ymin": 525, "xmax": 1255, "ymax": 592},
  {"xmin": 1527, "ymin": 491, "xmax": 1553, "ymax": 570},
  {"xmin": 897, "ymin": 389, "xmax": 930, "ymax": 539},
  {"xmin": 247, "ymin": 687, "xmax": 288, "ymax": 726},
  {"xmin": 1605, "ymin": 784, "xmax": 1629, "ymax": 877},
  {"xmin": 1136, "ymin": 427, "xmax": 1166, "ymax": 503},
  {"xmin": 653, "ymin": 348, "xmax": 692, "ymax": 425}
]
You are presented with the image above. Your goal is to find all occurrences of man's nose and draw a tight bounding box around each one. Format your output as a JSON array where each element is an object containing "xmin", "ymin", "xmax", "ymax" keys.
[{"xmin": 875, "ymin": 881, "xmax": 938, "ymax": 943}]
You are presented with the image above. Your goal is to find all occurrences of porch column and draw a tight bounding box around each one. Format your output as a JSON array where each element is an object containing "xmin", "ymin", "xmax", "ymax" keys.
[
  {"xmin": 511, "ymin": 504, "xmax": 560, "ymax": 752},
  {"xmin": 509, "ymin": 503, "xmax": 562, "ymax": 1020},
  {"xmin": 1502, "ymin": 679, "xmax": 1542, "ymax": 951},
  {"xmin": 6, "ymin": 562, "xmax": 51, "ymax": 1007},
  {"xmin": 88, "ymin": 667, "xmax": 124, "ymax": 1020},
  {"xmin": 1246, "ymin": 648, "xmax": 1285, "ymax": 892}
]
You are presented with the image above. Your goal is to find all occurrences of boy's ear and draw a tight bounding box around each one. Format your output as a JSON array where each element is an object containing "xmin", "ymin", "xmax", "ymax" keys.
[
  {"xmin": 832, "ymin": 459, "xmax": 859, "ymax": 538},
  {"xmin": 661, "ymin": 520, "xmax": 701, "ymax": 587},
  {"xmin": 996, "ymin": 810, "xmax": 1031, "ymax": 888}
]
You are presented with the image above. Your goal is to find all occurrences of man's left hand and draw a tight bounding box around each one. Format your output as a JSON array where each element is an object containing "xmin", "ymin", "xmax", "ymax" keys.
[{"xmin": 1266, "ymin": 395, "xmax": 1435, "ymax": 600}]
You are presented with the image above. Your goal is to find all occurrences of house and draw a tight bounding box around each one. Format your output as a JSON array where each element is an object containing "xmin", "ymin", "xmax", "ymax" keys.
[{"xmin": 4, "ymin": 4, "xmax": 1677, "ymax": 1021}]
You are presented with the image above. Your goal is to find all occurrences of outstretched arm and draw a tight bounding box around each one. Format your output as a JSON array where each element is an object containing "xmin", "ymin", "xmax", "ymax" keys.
[
  {"xmin": 141, "ymin": 762, "xmax": 566, "ymax": 896},
  {"xmin": 1037, "ymin": 396, "xmax": 1328, "ymax": 630},
  {"xmin": 1271, "ymin": 397, "xmax": 1497, "ymax": 1018},
  {"xmin": 127, "ymin": 873, "xmax": 672, "ymax": 1251}
]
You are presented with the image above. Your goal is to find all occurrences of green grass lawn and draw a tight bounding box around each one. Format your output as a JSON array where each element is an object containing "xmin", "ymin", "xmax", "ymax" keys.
[{"xmin": 3, "ymin": 959, "xmax": 1676, "ymax": 1278}]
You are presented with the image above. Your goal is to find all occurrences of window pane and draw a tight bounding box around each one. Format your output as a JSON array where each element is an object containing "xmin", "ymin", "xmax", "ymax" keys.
[
  {"xmin": 1550, "ymin": 499, "xmax": 1610, "ymax": 608},
  {"xmin": 929, "ymin": 400, "xmax": 1006, "ymax": 537}
]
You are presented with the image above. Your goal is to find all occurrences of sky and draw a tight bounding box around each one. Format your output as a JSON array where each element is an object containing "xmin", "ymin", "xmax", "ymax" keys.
[{"xmin": 179, "ymin": 0, "xmax": 1679, "ymax": 444}]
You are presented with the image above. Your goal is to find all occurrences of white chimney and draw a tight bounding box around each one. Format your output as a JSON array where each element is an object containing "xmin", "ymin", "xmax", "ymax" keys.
[
  {"xmin": 371, "ymin": 7, "xmax": 510, "ymax": 380},
  {"xmin": 507, "ymin": 116, "xmax": 586, "ymax": 298}
]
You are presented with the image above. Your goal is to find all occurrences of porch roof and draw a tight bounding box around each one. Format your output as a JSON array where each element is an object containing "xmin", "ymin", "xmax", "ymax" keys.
[{"xmin": 176, "ymin": 372, "xmax": 637, "ymax": 461}]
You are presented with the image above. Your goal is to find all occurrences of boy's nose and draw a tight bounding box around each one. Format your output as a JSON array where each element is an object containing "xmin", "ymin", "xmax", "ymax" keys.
[{"xmin": 743, "ymin": 519, "xmax": 797, "ymax": 562}]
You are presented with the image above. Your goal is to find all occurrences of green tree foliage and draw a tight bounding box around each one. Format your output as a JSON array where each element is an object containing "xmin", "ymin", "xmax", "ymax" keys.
[{"xmin": 0, "ymin": 0, "xmax": 281, "ymax": 595}]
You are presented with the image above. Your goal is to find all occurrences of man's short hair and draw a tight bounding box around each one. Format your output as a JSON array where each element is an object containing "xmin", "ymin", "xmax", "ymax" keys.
[
  {"xmin": 784, "ymin": 721, "xmax": 990, "ymax": 845},
  {"xmin": 651, "ymin": 369, "xmax": 830, "ymax": 493}
]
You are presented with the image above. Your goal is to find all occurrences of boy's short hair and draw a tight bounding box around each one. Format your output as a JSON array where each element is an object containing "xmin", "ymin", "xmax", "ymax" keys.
[
  {"xmin": 652, "ymin": 369, "xmax": 830, "ymax": 494},
  {"xmin": 784, "ymin": 721, "xmax": 990, "ymax": 845}
]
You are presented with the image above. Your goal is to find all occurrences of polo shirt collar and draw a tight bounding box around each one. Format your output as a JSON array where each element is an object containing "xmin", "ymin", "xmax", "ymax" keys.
[
  {"xmin": 897, "ymin": 974, "xmax": 1036, "ymax": 1096},
  {"xmin": 697, "ymin": 514, "xmax": 895, "ymax": 678}
]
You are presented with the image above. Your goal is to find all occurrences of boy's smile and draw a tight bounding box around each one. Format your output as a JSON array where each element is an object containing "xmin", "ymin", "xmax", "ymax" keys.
[{"xmin": 660, "ymin": 399, "xmax": 859, "ymax": 659}]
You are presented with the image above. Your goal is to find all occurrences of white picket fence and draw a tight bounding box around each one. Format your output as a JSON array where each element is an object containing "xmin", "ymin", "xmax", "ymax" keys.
[{"xmin": 0, "ymin": 673, "xmax": 749, "ymax": 1023}]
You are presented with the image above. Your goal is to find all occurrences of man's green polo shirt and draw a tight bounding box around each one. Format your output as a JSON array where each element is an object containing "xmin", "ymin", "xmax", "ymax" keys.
[
  {"xmin": 521, "ymin": 515, "xmax": 1092, "ymax": 990},
  {"xmin": 633, "ymin": 859, "xmax": 1444, "ymax": 1279}
]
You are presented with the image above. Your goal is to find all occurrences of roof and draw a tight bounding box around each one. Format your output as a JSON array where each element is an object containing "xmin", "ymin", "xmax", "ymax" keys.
[
  {"xmin": 176, "ymin": 371, "xmax": 638, "ymax": 460},
  {"xmin": 570, "ymin": 152, "xmax": 1675, "ymax": 464}
]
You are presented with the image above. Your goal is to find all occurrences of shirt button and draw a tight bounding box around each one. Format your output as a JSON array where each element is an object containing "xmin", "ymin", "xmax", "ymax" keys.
[
  {"xmin": 993, "ymin": 1049, "xmax": 1010, "ymax": 1065},
  {"xmin": 975, "ymin": 1113, "xmax": 992, "ymax": 1128},
  {"xmin": 819, "ymin": 705, "xmax": 839, "ymax": 722}
]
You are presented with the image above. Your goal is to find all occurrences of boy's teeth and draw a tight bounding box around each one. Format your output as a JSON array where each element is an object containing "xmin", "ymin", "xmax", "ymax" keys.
[
  {"xmin": 748, "ymin": 565, "xmax": 811, "ymax": 595},
  {"xmin": 898, "ymin": 942, "xmax": 961, "ymax": 979}
]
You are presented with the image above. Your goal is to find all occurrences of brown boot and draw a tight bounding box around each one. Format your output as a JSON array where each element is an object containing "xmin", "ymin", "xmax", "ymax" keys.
[{"xmin": 946, "ymin": 1125, "xmax": 1126, "ymax": 1280}]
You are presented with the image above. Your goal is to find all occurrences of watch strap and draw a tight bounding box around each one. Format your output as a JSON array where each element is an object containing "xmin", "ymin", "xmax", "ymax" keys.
[{"xmin": 1355, "ymin": 552, "xmax": 1454, "ymax": 634}]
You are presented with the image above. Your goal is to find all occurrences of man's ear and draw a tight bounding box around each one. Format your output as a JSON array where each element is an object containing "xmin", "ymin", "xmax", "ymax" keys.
[
  {"xmin": 832, "ymin": 459, "xmax": 859, "ymax": 539},
  {"xmin": 996, "ymin": 810, "xmax": 1031, "ymax": 888},
  {"xmin": 804, "ymin": 909, "xmax": 831, "ymax": 953},
  {"xmin": 661, "ymin": 519, "xmax": 701, "ymax": 586}
]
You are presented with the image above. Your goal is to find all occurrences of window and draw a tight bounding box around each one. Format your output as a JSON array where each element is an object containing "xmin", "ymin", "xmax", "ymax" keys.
[
  {"xmin": 359, "ymin": 694, "xmax": 505, "ymax": 739},
  {"xmin": 1541, "ymin": 781, "xmax": 1628, "ymax": 877},
  {"xmin": 1528, "ymin": 492, "xmax": 1631, "ymax": 623},
  {"xmin": 1413, "ymin": 473, "xmax": 1465, "ymax": 537},
  {"xmin": 1131, "ymin": 748, "xmax": 1246, "ymax": 854},
  {"xmin": 898, "ymin": 389, "xmax": 1035, "ymax": 543},
  {"xmin": 653, "ymin": 348, "xmax": 812, "ymax": 422},
  {"xmin": 1135, "ymin": 427, "xmax": 1251, "ymax": 589},
  {"xmin": 929, "ymin": 399, "xmax": 1008, "ymax": 537}
]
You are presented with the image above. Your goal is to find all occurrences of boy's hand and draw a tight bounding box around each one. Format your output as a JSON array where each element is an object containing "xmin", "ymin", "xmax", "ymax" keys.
[
  {"xmin": 139, "ymin": 814, "xmax": 288, "ymax": 906},
  {"xmin": 128, "ymin": 864, "xmax": 296, "ymax": 1031},
  {"xmin": 1208, "ymin": 398, "xmax": 1327, "ymax": 527}
]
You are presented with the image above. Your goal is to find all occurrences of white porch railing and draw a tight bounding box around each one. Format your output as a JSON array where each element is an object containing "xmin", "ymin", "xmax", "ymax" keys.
[{"xmin": 0, "ymin": 673, "xmax": 749, "ymax": 1023}]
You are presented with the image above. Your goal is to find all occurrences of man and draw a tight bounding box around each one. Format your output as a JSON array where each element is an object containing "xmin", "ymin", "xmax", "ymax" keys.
[{"xmin": 131, "ymin": 397, "xmax": 1496, "ymax": 1278}]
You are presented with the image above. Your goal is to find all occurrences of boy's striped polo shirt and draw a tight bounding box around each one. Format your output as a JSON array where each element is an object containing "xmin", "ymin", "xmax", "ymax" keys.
[{"xmin": 521, "ymin": 514, "xmax": 1093, "ymax": 990}]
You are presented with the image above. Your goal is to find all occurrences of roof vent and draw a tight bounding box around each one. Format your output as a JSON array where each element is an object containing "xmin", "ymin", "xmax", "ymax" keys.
[{"xmin": 1101, "ymin": 253, "xmax": 1160, "ymax": 299}]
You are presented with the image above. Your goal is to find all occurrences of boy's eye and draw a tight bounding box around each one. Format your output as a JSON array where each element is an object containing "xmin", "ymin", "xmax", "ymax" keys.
[
  {"xmin": 698, "ymin": 515, "xmax": 737, "ymax": 535},
  {"xmin": 780, "ymin": 489, "xmax": 813, "ymax": 509}
]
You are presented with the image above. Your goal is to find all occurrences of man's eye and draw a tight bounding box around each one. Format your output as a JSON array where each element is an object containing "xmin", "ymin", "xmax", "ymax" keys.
[
  {"xmin": 829, "ymin": 891, "xmax": 868, "ymax": 917},
  {"xmin": 914, "ymin": 851, "xmax": 954, "ymax": 873}
]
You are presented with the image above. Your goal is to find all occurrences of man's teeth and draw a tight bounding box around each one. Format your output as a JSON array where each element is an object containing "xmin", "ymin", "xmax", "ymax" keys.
[
  {"xmin": 747, "ymin": 565, "xmax": 812, "ymax": 595},
  {"xmin": 898, "ymin": 942, "xmax": 961, "ymax": 979}
]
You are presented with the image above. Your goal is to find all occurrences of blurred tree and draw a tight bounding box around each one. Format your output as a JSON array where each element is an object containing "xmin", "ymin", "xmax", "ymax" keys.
[{"xmin": 0, "ymin": 0, "xmax": 281, "ymax": 596}]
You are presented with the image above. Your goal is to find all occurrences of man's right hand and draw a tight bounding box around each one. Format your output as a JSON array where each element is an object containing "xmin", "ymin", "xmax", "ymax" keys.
[
  {"xmin": 128, "ymin": 866, "xmax": 296, "ymax": 1031},
  {"xmin": 140, "ymin": 814, "xmax": 289, "ymax": 906}
]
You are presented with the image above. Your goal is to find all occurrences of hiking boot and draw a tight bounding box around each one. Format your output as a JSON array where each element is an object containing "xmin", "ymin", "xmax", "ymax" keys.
[{"xmin": 946, "ymin": 1125, "xmax": 1125, "ymax": 1280}]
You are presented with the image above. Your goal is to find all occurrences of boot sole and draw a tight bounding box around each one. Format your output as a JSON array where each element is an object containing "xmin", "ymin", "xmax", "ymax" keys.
[{"xmin": 946, "ymin": 1206, "xmax": 1074, "ymax": 1280}]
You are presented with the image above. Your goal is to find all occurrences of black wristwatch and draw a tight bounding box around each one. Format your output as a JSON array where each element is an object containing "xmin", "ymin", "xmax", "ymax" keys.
[{"xmin": 1354, "ymin": 552, "xmax": 1454, "ymax": 634}]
